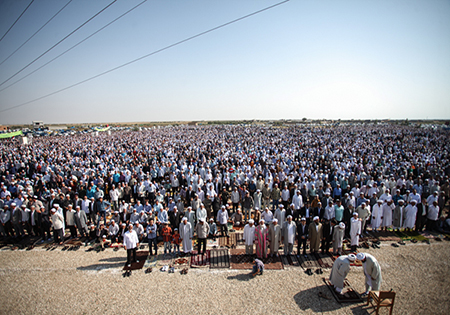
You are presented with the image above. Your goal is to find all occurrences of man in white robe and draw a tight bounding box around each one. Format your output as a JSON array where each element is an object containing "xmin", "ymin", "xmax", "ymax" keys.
[
  {"xmin": 381, "ymin": 198, "xmax": 394, "ymax": 230},
  {"xmin": 403, "ymin": 200, "xmax": 418, "ymax": 231},
  {"xmin": 243, "ymin": 219, "xmax": 256, "ymax": 255},
  {"xmin": 357, "ymin": 252, "xmax": 382, "ymax": 296},
  {"xmin": 350, "ymin": 212, "xmax": 361, "ymax": 252},
  {"xmin": 392, "ymin": 199, "xmax": 404, "ymax": 230},
  {"xmin": 282, "ymin": 215, "xmax": 296, "ymax": 255},
  {"xmin": 274, "ymin": 205, "xmax": 286, "ymax": 233},
  {"xmin": 333, "ymin": 222, "xmax": 345, "ymax": 255},
  {"xmin": 371, "ymin": 200, "xmax": 383, "ymax": 232},
  {"xmin": 329, "ymin": 254, "xmax": 356, "ymax": 294},
  {"xmin": 179, "ymin": 217, "xmax": 192, "ymax": 253},
  {"xmin": 269, "ymin": 219, "xmax": 281, "ymax": 257}
]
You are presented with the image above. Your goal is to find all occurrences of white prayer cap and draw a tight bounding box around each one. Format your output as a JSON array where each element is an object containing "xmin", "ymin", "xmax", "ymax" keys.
[
  {"xmin": 300, "ymin": 217, "xmax": 306, "ymax": 221},
  {"xmin": 272, "ymin": 218, "xmax": 278, "ymax": 223},
  {"xmin": 199, "ymin": 218, "xmax": 204, "ymax": 222},
  {"xmin": 114, "ymin": 211, "xmax": 119, "ymax": 213},
  {"xmin": 396, "ymin": 189, "xmax": 401, "ymax": 192},
  {"xmin": 353, "ymin": 212, "xmax": 358, "ymax": 216},
  {"xmin": 313, "ymin": 216, "xmax": 319, "ymax": 221},
  {"xmin": 134, "ymin": 221, "xmax": 139, "ymax": 224},
  {"xmin": 91, "ymin": 224, "xmax": 95, "ymax": 227},
  {"xmin": 209, "ymin": 218, "xmax": 213, "ymax": 221},
  {"xmin": 377, "ymin": 199, "xmax": 383, "ymax": 203},
  {"xmin": 254, "ymin": 207, "xmax": 259, "ymax": 210},
  {"xmin": 183, "ymin": 217, "xmax": 188, "ymax": 221},
  {"xmin": 339, "ymin": 222, "xmax": 345, "ymax": 229},
  {"xmin": 287, "ymin": 215, "xmax": 293, "ymax": 219},
  {"xmin": 111, "ymin": 220, "xmax": 115, "ymax": 223},
  {"xmin": 221, "ymin": 205, "xmax": 225, "ymax": 209},
  {"xmin": 349, "ymin": 191, "xmax": 354, "ymax": 194},
  {"xmin": 129, "ymin": 224, "xmax": 133, "ymax": 227},
  {"xmin": 387, "ymin": 197, "xmax": 392, "ymax": 202},
  {"xmin": 248, "ymin": 219, "xmax": 254, "ymax": 224},
  {"xmin": 411, "ymin": 200, "xmax": 417, "ymax": 204},
  {"xmin": 76, "ymin": 205, "xmax": 80, "ymax": 209},
  {"xmin": 51, "ymin": 208, "xmax": 56, "ymax": 212},
  {"xmin": 398, "ymin": 199, "xmax": 405, "ymax": 203},
  {"xmin": 21, "ymin": 204, "xmax": 26, "ymax": 208},
  {"xmin": 347, "ymin": 254, "xmax": 356, "ymax": 262},
  {"xmin": 279, "ymin": 204, "xmax": 284, "ymax": 208},
  {"xmin": 122, "ymin": 223, "xmax": 126, "ymax": 226},
  {"xmin": 356, "ymin": 253, "xmax": 366, "ymax": 260},
  {"xmin": 259, "ymin": 219, "xmax": 265, "ymax": 223},
  {"xmin": 11, "ymin": 203, "xmax": 16, "ymax": 206}
]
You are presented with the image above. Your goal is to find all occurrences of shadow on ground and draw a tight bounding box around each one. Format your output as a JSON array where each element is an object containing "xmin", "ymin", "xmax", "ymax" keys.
[
  {"xmin": 76, "ymin": 262, "xmax": 125, "ymax": 271},
  {"xmin": 98, "ymin": 257, "xmax": 127, "ymax": 263},
  {"xmin": 293, "ymin": 284, "xmax": 371, "ymax": 314},
  {"xmin": 226, "ymin": 273, "xmax": 253, "ymax": 282}
]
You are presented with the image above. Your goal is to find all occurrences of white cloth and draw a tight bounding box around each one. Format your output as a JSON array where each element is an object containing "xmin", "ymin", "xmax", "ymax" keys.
[
  {"xmin": 350, "ymin": 218, "xmax": 361, "ymax": 246},
  {"xmin": 243, "ymin": 224, "xmax": 256, "ymax": 245},
  {"xmin": 371, "ymin": 204, "xmax": 383, "ymax": 229},
  {"xmin": 180, "ymin": 222, "xmax": 192, "ymax": 253},
  {"xmin": 403, "ymin": 205, "xmax": 417, "ymax": 229}
]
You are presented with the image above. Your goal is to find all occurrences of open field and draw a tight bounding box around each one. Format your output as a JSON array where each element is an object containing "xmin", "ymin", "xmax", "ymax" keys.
[{"xmin": 0, "ymin": 241, "xmax": 449, "ymax": 314}]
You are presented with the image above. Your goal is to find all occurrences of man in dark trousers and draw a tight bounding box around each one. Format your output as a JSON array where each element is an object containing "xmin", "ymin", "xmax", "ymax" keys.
[
  {"xmin": 123, "ymin": 224, "xmax": 139, "ymax": 267},
  {"xmin": 297, "ymin": 217, "xmax": 309, "ymax": 257},
  {"xmin": 322, "ymin": 219, "xmax": 337, "ymax": 254}
]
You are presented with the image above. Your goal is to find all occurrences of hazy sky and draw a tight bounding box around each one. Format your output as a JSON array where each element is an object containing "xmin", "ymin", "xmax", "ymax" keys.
[{"xmin": 0, "ymin": 0, "xmax": 449, "ymax": 125}]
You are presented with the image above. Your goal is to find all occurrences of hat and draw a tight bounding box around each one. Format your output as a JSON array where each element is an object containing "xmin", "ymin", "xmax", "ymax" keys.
[
  {"xmin": 411, "ymin": 200, "xmax": 417, "ymax": 204},
  {"xmin": 313, "ymin": 216, "xmax": 319, "ymax": 221},
  {"xmin": 51, "ymin": 208, "xmax": 56, "ymax": 212},
  {"xmin": 377, "ymin": 199, "xmax": 383, "ymax": 203},
  {"xmin": 279, "ymin": 204, "xmax": 284, "ymax": 208},
  {"xmin": 398, "ymin": 199, "xmax": 405, "ymax": 203},
  {"xmin": 21, "ymin": 204, "xmax": 26, "ymax": 208},
  {"xmin": 259, "ymin": 219, "xmax": 265, "ymax": 223},
  {"xmin": 91, "ymin": 224, "xmax": 95, "ymax": 227},
  {"xmin": 300, "ymin": 217, "xmax": 306, "ymax": 221},
  {"xmin": 209, "ymin": 218, "xmax": 213, "ymax": 221},
  {"xmin": 287, "ymin": 215, "xmax": 293, "ymax": 219},
  {"xmin": 353, "ymin": 212, "xmax": 358, "ymax": 216},
  {"xmin": 347, "ymin": 254, "xmax": 356, "ymax": 262},
  {"xmin": 356, "ymin": 253, "xmax": 366, "ymax": 260},
  {"xmin": 272, "ymin": 218, "xmax": 278, "ymax": 223},
  {"xmin": 111, "ymin": 220, "xmax": 115, "ymax": 223},
  {"xmin": 248, "ymin": 219, "xmax": 254, "ymax": 224},
  {"xmin": 339, "ymin": 222, "xmax": 345, "ymax": 229},
  {"xmin": 174, "ymin": 228, "xmax": 178, "ymax": 231},
  {"xmin": 122, "ymin": 223, "xmax": 126, "ymax": 226},
  {"xmin": 11, "ymin": 203, "xmax": 16, "ymax": 206},
  {"xmin": 183, "ymin": 217, "xmax": 188, "ymax": 221},
  {"xmin": 102, "ymin": 235, "xmax": 106, "ymax": 239},
  {"xmin": 199, "ymin": 218, "xmax": 204, "ymax": 222}
]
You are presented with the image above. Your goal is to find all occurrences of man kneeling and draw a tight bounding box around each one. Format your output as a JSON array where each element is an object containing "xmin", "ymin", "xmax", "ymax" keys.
[{"xmin": 252, "ymin": 258, "xmax": 264, "ymax": 277}]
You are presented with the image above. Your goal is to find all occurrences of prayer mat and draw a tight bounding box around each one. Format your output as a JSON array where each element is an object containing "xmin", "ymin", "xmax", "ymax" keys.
[
  {"xmin": 314, "ymin": 252, "xmax": 334, "ymax": 269},
  {"xmin": 280, "ymin": 254, "xmax": 301, "ymax": 267},
  {"xmin": 322, "ymin": 278, "xmax": 363, "ymax": 303},
  {"xmin": 297, "ymin": 253, "xmax": 321, "ymax": 269},
  {"xmin": 218, "ymin": 233, "xmax": 243, "ymax": 247},
  {"xmin": 210, "ymin": 249, "xmax": 230, "ymax": 269},
  {"xmin": 173, "ymin": 257, "xmax": 190, "ymax": 267},
  {"xmin": 369, "ymin": 230, "xmax": 401, "ymax": 241},
  {"xmin": 13, "ymin": 236, "xmax": 42, "ymax": 249},
  {"xmin": 190, "ymin": 250, "xmax": 210, "ymax": 268},
  {"xmin": 64, "ymin": 239, "xmax": 83, "ymax": 246},
  {"xmin": 123, "ymin": 251, "xmax": 148, "ymax": 271},
  {"xmin": 144, "ymin": 254, "xmax": 159, "ymax": 268},
  {"xmin": 229, "ymin": 249, "xmax": 283, "ymax": 270},
  {"xmin": 395, "ymin": 230, "xmax": 427, "ymax": 242},
  {"xmin": 109, "ymin": 242, "xmax": 125, "ymax": 248}
]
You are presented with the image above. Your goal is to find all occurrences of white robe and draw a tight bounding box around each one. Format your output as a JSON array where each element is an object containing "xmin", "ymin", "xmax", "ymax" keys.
[
  {"xmin": 371, "ymin": 204, "xmax": 383, "ymax": 229},
  {"xmin": 403, "ymin": 205, "xmax": 417, "ymax": 229},
  {"xmin": 350, "ymin": 218, "xmax": 361, "ymax": 246},
  {"xmin": 187, "ymin": 211, "xmax": 196, "ymax": 237},
  {"xmin": 330, "ymin": 256, "xmax": 351, "ymax": 290},
  {"xmin": 179, "ymin": 222, "xmax": 192, "ymax": 253},
  {"xmin": 243, "ymin": 224, "xmax": 256, "ymax": 245},
  {"xmin": 381, "ymin": 203, "xmax": 394, "ymax": 228}
]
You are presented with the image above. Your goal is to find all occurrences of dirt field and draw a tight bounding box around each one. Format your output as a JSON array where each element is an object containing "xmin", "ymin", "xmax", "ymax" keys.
[{"xmin": 0, "ymin": 241, "xmax": 449, "ymax": 315}]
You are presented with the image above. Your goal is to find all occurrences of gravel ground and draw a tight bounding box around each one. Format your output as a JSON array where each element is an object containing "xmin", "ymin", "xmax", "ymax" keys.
[{"xmin": 0, "ymin": 241, "xmax": 449, "ymax": 315}]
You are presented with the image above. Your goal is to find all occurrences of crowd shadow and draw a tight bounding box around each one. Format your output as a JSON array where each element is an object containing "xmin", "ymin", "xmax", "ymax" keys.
[
  {"xmin": 77, "ymin": 262, "xmax": 125, "ymax": 271},
  {"xmin": 293, "ymin": 284, "xmax": 371, "ymax": 314},
  {"xmin": 98, "ymin": 257, "xmax": 127, "ymax": 263}
]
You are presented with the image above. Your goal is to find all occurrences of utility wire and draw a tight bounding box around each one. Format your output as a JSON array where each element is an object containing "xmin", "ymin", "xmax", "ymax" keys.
[
  {"xmin": 0, "ymin": 0, "xmax": 117, "ymax": 88},
  {"xmin": 0, "ymin": 0, "xmax": 35, "ymax": 43},
  {"xmin": 0, "ymin": 0, "xmax": 147, "ymax": 93},
  {"xmin": 0, "ymin": 0, "xmax": 73, "ymax": 67},
  {"xmin": 0, "ymin": 0, "xmax": 290, "ymax": 114}
]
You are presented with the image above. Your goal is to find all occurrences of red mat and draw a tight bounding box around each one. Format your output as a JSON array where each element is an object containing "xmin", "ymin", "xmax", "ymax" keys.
[
  {"xmin": 123, "ymin": 251, "xmax": 149, "ymax": 270},
  {"xmin": 190, "ymin": 250, "xmax": 210, "ymax": 267},
  {"xmin": 229, "ymin": 249, "xmax": 283, "ymax": 270}
]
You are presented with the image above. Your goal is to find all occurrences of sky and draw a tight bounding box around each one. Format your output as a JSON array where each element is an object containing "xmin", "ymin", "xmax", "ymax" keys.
[{"xmin": 0, "ymin": 0, "xmax": 449, "ymax": 125}]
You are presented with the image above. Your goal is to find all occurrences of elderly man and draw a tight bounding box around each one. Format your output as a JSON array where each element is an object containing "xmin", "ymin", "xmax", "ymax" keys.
[
  {"xmin": 179, "ymin": 217, "xmax": 192, "ymax": 254},
  {"xmin": 123, "ymin": 224, "xmax": 140, "ymax": 267},
  {"xmin": 283, "ymin": 215, "xmax": 296, "ymax": 255},
  {"xmin": 254, "ymin": 219, "xmax": 269, "ymax": 259},
  {"xmin": 371, "ymin": 200, "xmax": 383, "ymax": 232},
  {"xmin": 66, "ymin": 205, "xmax": 77, "ymax": 238},
  {"xmin": 261, "ymin": 207, "xmax": 274, "ymax": 225},
  {"xmin": 297, "ymin": 217, "xmax": 308, "ymax": 257},
  {"xmin": 231, "ymin": 208, "xmax": 243, "ymax": 227},
  {"xmin": 329, "ymin": 254, "xmax": 356, "ymax": 295},
  {"xmin": 195, "ymin": 218, "xmax": 210, "ymax": 255},
  {"xmin": 217, "ymin": 206, "xmax": 229, "ymax": 237},
  {"xmin": 268, "ymin": 218, "xmax": 281, "ymax": 257},
  {"xmin": 50, "ymin": 208, "xmax": 64, "ymax": 244},
  {"xmin": 108, "ymin": 220, "xmax": 119, "ymax": 242},
  {"xmin": 308, "ymin": 216, "xmax": 323, "ymax": 253},
  {"xmin": 392, "ymin": 199, "xmax": 405, "ymax": 231},
  {"xmin": 403, "ymin": 200, "xmax": 418, "ymax": 231},
  {"xmin": 74, "ymin": 206, "xmax": 89, "ymax": 237},
  {"xmin": 333, "ymin": 222, "xmax": 345, "ymax": 255},
  {"xmin": 146, "ymin": 218, "xmax": 158, "ymax": 256},
  {"xmin": 357, "ymin": 253, "xmax": 382, "ymax": 297},
  {"xmin": 243, "ymin": 219, "xmax": 256, "ymax": 255},
  {"xmin": 357, "ymin": 202, "xmax": 371, "ymax": 235}
]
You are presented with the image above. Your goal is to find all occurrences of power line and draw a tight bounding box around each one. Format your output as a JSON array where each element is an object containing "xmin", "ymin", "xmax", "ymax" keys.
[
  {"xmin": 0, "ymin": 0, "xmax": 73, "ymax": 67},
  {"xmin": 0, "ymin": 0, "xmax": 35, "ymax": 43},
  {"xmin": 0, "ymin": 0, "xmax": 148, "ymax": 93},
  {"xmin": 0, "ymin": 0, "xmax": 117, "ymax": 88},
  {"xmin": 0, "ymin": 0, "xmax": 290, "ymax": 114}
]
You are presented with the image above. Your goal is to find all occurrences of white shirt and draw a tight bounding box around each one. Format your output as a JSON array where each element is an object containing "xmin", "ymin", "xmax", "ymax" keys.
[{"xmin": 123, "ymin": 230, "xmax": 139, "ymax": 249}]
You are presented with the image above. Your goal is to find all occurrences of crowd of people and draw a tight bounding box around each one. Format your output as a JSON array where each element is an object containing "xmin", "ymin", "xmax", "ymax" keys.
[{"xmin": 0, "ymin": 124, "xmax": 449, "ymax": 259}]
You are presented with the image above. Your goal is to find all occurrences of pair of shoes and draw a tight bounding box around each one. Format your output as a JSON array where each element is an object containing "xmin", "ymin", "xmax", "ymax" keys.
[
  {"xmin": 169, "ymin": 266, "xmax": 175, "ymax": 273},
  {"xmin": 160, "ymin": 265, "xmax": 169, "ymax": 272},
  {"xmin": 62, "ymin": 245, "xmax": 69, "ymax": 251},
  {"xmin": 315, "ymin": 268, "xmax": 323, "ymax": 274},
  {"xmin": 86, "ymin": 247, "xmax": 94, "ymax": 252},
  {"xmin": 391, "ymin": 243, "xmax": 399, "ymax": 247},
  {"xmin": 114, "ymin": 247, "xmax": 119, "ymax": 251},
  {"xmin": 398, "ymin": 241, "xmax": 406, "ymax": 245},
  {"xmin": 73, "ymin": 245, "xmax": 80, "ymax": 251},
  {"xmin": 145, "ymin": 267, "xmax": 152, "ymax": 274},
  {"xmin": 140, "ymin": 245, "xmax": 145, "ymax": 249},
  {"xmin": 181, "ymin": 268, "xmax": 188, "ymax": 275},
  {"xmin": 435, "ymin": 237, "xmax": 442, "ymax": 242},
  {"xmin": 411, "ymin": 239, "xmax": 418, "ymax": 243},
  {"xmin": 126, "ymin": 270, "xmax": 132, "ymax": 277},
  {"xmin": 305, "ymin": 268, "xmax": 313, "ymax": 276}
]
